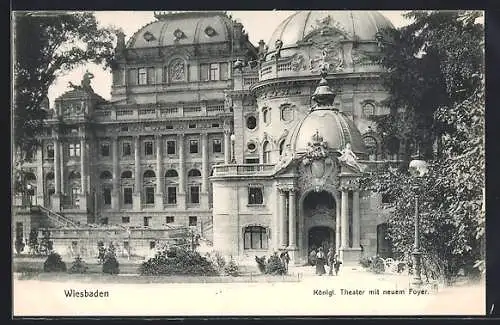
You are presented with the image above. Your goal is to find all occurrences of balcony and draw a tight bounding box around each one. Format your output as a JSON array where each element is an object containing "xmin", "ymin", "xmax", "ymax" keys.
[{"xmin": 212, "ymin": 164, "xmax": 276, "ymax": 177}]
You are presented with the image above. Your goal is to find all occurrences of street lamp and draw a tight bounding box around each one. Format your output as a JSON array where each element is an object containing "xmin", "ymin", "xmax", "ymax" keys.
[
  {"xmin": 408, "ymin": 159, "xmax": 429, "ymax": 287},
  {"xmin": 230, "ymin": 134, "xmax": 236, "ymax": 164}
]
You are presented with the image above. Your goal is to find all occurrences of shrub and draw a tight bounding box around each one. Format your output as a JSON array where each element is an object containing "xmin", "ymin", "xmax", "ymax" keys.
[
  {"xmin": 255, "ymin": 256, "xmax": 266, "ymax": 274},
  {"xmin": 359, "ymin": 257, "xmax": 372, "ymax": 268},
  {"xmin": 370, "ymin": 257, "xmax": 385, "ymax": 274},
  {"xmin": 43, "ymin": 252, "xmax": 67, "ymax": 272},
  {"xmin": 223, "ymin": 257, "xmax": 239, "ymax": 277},
  {"xmin": 102, "ymin": 244, "xmax": 120, "ymax": 275},
  {"xmin": 265, "ymin": 254, "xmax": 287, "ymax": 275},
  {"xmin": 139, "ymin": 246, "xmax": 218, "ymax": 276},
  {"xmin": 68, "ymin": 255, "xmax": 88, "ymax": 274}
]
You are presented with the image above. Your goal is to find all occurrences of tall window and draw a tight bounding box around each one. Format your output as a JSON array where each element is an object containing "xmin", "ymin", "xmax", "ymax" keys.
[
  {"xmin": 189, "ymin": 140, "xmax": 199, "ymax": 154},
  {"xmin": 279, "ymin": 140, "xmax": 285, "ymax": 156},
  {"xmin": 102, "ymin": 188, "xmax": 111, "ymax": 205},
  {"xmin": 362, "ymin": 103, "xmax": 375, "ymax": 117},
  {"xmin": 46, "ymin": 144, "xmax": 54, "ymax": 159},
  {"xmin": 69, "ymin": 143, "xmax": 81, "ymax": 157},
  {"xmin": 213, "ymin": 139, "xmax": 222, "ymax": 153},
  {"xmin": 263, "ymin": 141, "xmax": 271, "ymax": 163},
  {"xmin": 145, "ymin": 187, "xmax": 155, "ymax": 204},
  {"xmin": 71, "ymin": 187, "xmax": 80, "ymax": 207},
  {"xmin": 280, "ymin": 104, "xmax": 293, "ymax": 121},
  {"xmin": 166, "ymin": 216, "xmax": 175, "ymax": 224},
  {"xmin": 219, "ymin": 62, "xmax": 229, "ymax": 80},
  {"xmin": 169, "ymin": 59, "xmax": 185, "ymax": 82},
  {"xmin": 244, "ymin": 226, "xmax": 268, "ymax": 250},
  {"xmin": 248, "ymin": 185, "xmax": 264, "ymax": 205},
  {"xmin": 262, "ymin": 109, "xmax": 269, "ymax": 124},
  {"xmin": 209, "ymin": 63, "xmax": 220, "ymax": 81},
  {"xmin": 166, "ymin": 140, "xmax": 176, "ymax": 155},
  {"xmin": 123, "ymin": 187, "xmax": 133, "ymax": 204},
  {"xmin": 144, "ymin": 216, "xmax": 152, "ymax": 227},
  {"xmin": 190, "ymin": 186, "xmax": 200, "ymax": 204},
  {"xmin": 144, "ymin": 141, "xmax": 154, "ymax": 156},
  {"xmin": 200, "ymin": 64, "xmax": 209, "ymax": 81},
  {"xmin": 167, "ymin": 186, "xmax": 177, "ymax": 204},
  {"xmin": 100, "ymin": 143, "xmax": 110, "ymax": 157},
  {"xmin": 122, "ymin": 142, "xmax": 132, "ymax": 157},
  {"xmin": 138, "ymin": 68, "xmax": 148, "ymax": 85},
  {"xmin": 189, "ymin": 216, "xmax": 198, "ymax": 226}
]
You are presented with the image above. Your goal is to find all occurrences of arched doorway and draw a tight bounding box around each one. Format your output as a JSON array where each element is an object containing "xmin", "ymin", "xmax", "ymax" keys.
[{"xmin": 308, "ymin": 226, "xmax": 334, "ymax": 253}]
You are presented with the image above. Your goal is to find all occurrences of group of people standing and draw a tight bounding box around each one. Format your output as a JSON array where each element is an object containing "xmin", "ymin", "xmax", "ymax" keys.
[{"xmin": 310, "ymin": 247, "xmax": 342, "ymax": 276}]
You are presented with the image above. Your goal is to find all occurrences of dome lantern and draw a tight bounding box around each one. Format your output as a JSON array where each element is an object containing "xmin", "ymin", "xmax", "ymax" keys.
[{"xmin": 311, "ymin": 68, "xmax": 336, "ymax": 108}]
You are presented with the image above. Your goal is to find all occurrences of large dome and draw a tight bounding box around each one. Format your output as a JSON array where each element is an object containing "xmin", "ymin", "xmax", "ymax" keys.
[
  {"xmin": 127, "ymin": 11, "xmax": 235, "ymax": 48},
  {"xmin": 268, "ymin": 11, "xmax": 394, "ymax": 49}
]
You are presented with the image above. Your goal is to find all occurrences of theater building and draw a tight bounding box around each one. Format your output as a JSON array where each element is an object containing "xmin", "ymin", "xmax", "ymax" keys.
[{"xmin": 13, "ymin": 10, "xmax": 397, "ymax": 262}]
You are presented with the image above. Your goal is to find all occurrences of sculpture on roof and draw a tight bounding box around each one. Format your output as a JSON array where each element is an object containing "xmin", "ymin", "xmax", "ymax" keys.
[
  {"xmin": 68, "ymin": 70, "xmax": 94, "ymax": 92},
  {"xmin": 338, "ymin": 143, "xmax": 366, "ymax": 173}
]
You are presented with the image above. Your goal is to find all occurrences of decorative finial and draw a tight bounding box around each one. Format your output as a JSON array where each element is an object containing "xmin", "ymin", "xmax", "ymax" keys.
[{"xmin": 311, "ymin": 70, "xmax": 336, "ymax": 107}]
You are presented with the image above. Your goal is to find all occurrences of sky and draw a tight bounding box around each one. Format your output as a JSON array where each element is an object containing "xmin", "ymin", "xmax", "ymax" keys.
[{"xmin": 46, "ymin": 11, "xmax": 411, "ymax": 106}]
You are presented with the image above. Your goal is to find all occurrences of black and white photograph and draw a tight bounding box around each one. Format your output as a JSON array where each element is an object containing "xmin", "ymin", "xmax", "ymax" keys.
[{"xmin": 11, "ymin": 10, "xmax": 486, "ymax": 316}]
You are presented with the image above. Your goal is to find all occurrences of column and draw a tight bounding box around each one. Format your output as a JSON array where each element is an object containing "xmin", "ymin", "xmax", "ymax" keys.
[
  {"xmin": 111, "ymin": 136, "xmax": 120, "ymax": 210},
  {"xmin": 59, "ymin": 141, "xmax": 65, "ymax": 195},
  {"xmin": 201, "ymin": 132, "xmax": 209, "ymax": 193},
  {"xmin": 155, "ymin": 135, "xmax": 164, "ymax": 209},
  {"xmin": 36, "ymin": 146, "xmax": 44, "ymax": 205},
  {"xmin": 288, "ymin": 189, "xmax": 297, "ymax": 249},
  {"xmin": 279, "ymin": 188, "xmax": 287, "ymax": 248},
  {"xmin": 335, "ymin": 191, "xmax": 341, "ymax": 254},
  {"xmin": 352, "ymin": 190, "xmax": 361, "ymax": 249},
  {"xmin": 340, "ymin": 189, "xmax": 349, "ymax": 250},
  {"xmin": 52, "ymin": 137, "xmax": 61, "ymax": 211},
  {"xmin": 79, "ymin": 134, "xmax": 88, "ymax": 211},
  {"xmin": 133, "ymin": 136, "xmax": 141, "ymax": 210},
  {"xmin": 224, "ymin": 130, "xmax": 231, "ymax": 164},
  {"xmin": 178, "ymin": 133, "xmax": 186, "ymax": 209}
]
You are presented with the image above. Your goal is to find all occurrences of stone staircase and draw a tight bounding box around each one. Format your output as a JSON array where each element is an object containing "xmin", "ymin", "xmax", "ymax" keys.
[{"xmin": 35, "ymin": 205, "xmax": 79, "ymax": 228}]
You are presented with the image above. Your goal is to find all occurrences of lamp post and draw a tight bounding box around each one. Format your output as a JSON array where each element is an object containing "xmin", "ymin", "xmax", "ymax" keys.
[
  {"xmin": 230, "ymin": 134, "xmax": 236, "ymax": 164},
  {"xmin": 26, "ymin": 183, "xmax": 33, "ymax": 209},
  {"xmin": 408, "ymin": 159, "xmax": 428, "ymax": 287}
]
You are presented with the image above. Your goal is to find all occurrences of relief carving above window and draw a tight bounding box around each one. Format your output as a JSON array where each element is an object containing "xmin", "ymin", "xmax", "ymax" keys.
[{"xmin": 169, "ymin": 59, "xmax": 185, "ymax": 82}]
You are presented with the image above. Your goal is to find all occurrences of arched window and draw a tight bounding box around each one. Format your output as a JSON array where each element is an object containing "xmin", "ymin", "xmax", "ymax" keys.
[
  {"xmin": 187, "ymin": 169, "xmax": 201, "ymax": 177},
  {"xmin": 99, "ymin": 171, "xmax": 113, "ymax": 180},
  {"xmin": 279, "ymin": 140, "xmax": 285, "ymax": 156},
  {"xmin": 363, "ymin": 136, "xmax": 378, "ymax": 161},
  {"xmin": 46, "ymin": 144, "xmax": 54, "ymax": 159},
  {"xmin": 280, "ymin": 104, "xmax": 293, "ymax": 121},
  {"xmin": 68, "ymin": 171, "xmax": 81, "ymax": 180},
  {"xmin": 243, "ymin": 226, "xmax": 268, "ymax": 250},
  {"xmin": 121, "ymin": 171, "xmax": 132, "ymax": 179},
  {"xmin": 169, "ymin": 58, "xmax": 185, "ymax": 82},
  {"xmin": 263, "ymin": 141, "xmax": 271, "ymax": 163},
  {"xmin": 25, "ymin": 172, "xmax": 37, "ymax": 181},
  {"xmin": 362, "ymin": 103, "xmax": 375, "ymax": 117},
  {"xmin": 143, "ymin": 170, "xmax": 156, "ymax": 178},
  {"xmin": 165, "ymin": 169, "xmax": 178, "ymax": 178},
  {"xmin": 262, "ymin": 107, "xmax": 271, "ymax": 124}
]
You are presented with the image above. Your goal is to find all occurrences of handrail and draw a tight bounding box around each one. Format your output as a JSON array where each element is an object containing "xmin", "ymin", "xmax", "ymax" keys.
[{"xmin": 37, "ymin": 205, "xmax": 79, "ymax": 228}]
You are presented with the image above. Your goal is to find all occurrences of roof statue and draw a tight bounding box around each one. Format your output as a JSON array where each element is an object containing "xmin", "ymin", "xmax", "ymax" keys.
[
  {"xmin": 68, "ymin": 70, "xmax": 94, "ymax": 92},
  {"xmin": 338, "ymin": 143, "xmax": 366, "ymax": 173}
]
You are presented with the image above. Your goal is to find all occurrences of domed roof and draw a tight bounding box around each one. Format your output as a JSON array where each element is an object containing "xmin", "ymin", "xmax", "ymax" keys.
[
  {"xmin": 268, "ymin": 11, "xmax": 393, "ymax": 49},
  {"xmin": 127, "ymin": 11, "xmax": 235, "ymax": 48},
  {"xmin": 285, "ymin": 72, "xmax": 366, "ymax": 155}
]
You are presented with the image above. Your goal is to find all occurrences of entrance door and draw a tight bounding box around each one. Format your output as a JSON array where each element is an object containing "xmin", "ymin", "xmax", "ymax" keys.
[{"xmin": 308, "ymin": 226, "xmax": 334, "ymax": 253}]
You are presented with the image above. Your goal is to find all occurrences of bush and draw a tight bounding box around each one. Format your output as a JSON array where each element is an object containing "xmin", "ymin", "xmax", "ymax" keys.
[
  {"xmin": 370, "ymin": 257, "xmax": 385, "ymax": 274},
  {"xmin": 255, "ymin": 254, "xmax": 287, "ymax": 275},
  {"xmin": 139, "ymin": 246, "xmax": 218, "ymax": 276},
  {"xmin": 102, "ymin": 244, "xmax": 120, "ymax": 275},
  {"xmin": 359, "ymin": 257, "xmax": 372, "ymax": 268},
  {"xmin": 68, "ymin": 255, "xmax": 88, "ymax": 274},
  {"xmin": 43, "ymin": 252, "xmax": 67, "ymax": 272},
  {"xmin": 255, "ymin": 256, "xmax": 266, "ymax": 273},
  {"xmin": 223, "ymin": 257, "xmax": 239, "ymax": 277}
]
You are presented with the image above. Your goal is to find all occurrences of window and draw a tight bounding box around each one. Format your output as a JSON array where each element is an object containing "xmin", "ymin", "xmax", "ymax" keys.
[
  {"xmin": 144, "ymin": 141, "xmax": 154, "ymax": 156},
  {"xmin": 166, "ymin": 216, "xmax": 175, "ymax": 224},
  {"xmin": 121, "ymin": 171, "xmax": 132, "ymax": 179},
  {"xmin": 71, "ymin": 187, "xmax": 80, "ymax": 207},
  {"xmin": 263, "ymin": 141, "xmax": 271, "ymax": 163},
  {"xmin": 213, "ymin": 139, "xmax": 222, "ymax": 153},
  {"xmin": 122, "ymin": 217, "xmax": 130, "ymax": 223},
  {"xmin": 279, "ymin": 140, "xmax": 285, "ymax": 156},
  {"xmin": 190, "ymin": 186, "xmax": 200, "ymax": 204},
  {"xmin": 149, "ymin": 241, "xmax": 156, "ymax": 249},
  {"xmin": 138, "ymin": 68, "xmax": 148, "ymax": 85},
  {"xmin": 211, "ymin": 123, "xmax": 220, "ymax": 128},
  {"xmin": 165, "ymin": 169, "xmax": 178, "ymax": 178},
  {"xmin": 248, "ymin": 186, "xmax": 264, "ymax": 205},
  {"xmin": 244, "ymin": 226, "xmax": 268, "ymax": 250},
  {"xmin": 280, "ymin": 104, "xmax": 293, "ymax": 121},
  {"xmin": 209, "ymin": 63, "xmax": 220, "ymax": 81},
  {"xmin": 245, "ymin": 158, "xmax": 259, "ymax": 164},
  {"xmin": 100, "ymin": 171, "xmax": 112, "ymax": 180},
  {"xmin": 145, "ymin": 187, "xmax": 155, "ymax": 204},
  {"xmin": 122, "ymin": 142, "xmax": 132, "ymax": 157},
  {"xmin": 143, "ymin": 170, "xmax": 156, "ymax": 178},
  {"xmin": 188, "ymin": 123, "xmax": 196, "ymax": 129},
  {"xmin": 362, "ymin": 103, "xmax": 375, "ymax": 117},
  {"xmin": 100, "ymin": 143, "xmax": 110, "ymax": 157},
  {"xmin": 247, "ymin": 142, "xmax": 256, "ymax": 152},
  {"xmin": 47, "ymin": 144, "xmax": 54, "ymax": 159},
  {"xmin": 189, "ymin": 140, "xmax": 199, "ymax": 153},
  {"xmin": 246, "ymin": 116, "xmax": 257, "ymax": 130},
  {"xmin": 166, "ymin": 140, "xmax": 176, "ymax": 154},
  {"xmin": 69, "ymin": 143, "xmax": 81, "ymax": 157},
  {"xmin": 220, "ymin": 62, "xmax": 229, "ymax": 80},
  {"xmin": 189, "ymin": 216, "xmax": 198, "ymax": 226},
  {"xmin": 200, "ymin": 64, "xmax": 209, "ymax": 81},
  {"xmin": 103, "ymin": 188, "xmax": 112, "ymax": 205},
  {"xmin": 169, "ymin": 59, "xmax": 185, "ymax": 82},
  {"xmin": 144, "ymin": 216, "xmax": 152, "ymax": 227},
  {"xmin": 188, "ymin": 169, "xmax": 201, "ymax": 177},
  {"xmin": 167, "ymin": 187, "xmax": 177, "ymax": 204},
  {"xmin": 263, "ymin": 109, "xmax": 268, "ymax": 124},
  {"xmin": 123, "ymin": 187, "xmax": 133, "ymax": 204}
]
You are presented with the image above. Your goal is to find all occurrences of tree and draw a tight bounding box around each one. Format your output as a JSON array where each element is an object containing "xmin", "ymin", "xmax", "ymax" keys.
[
  {"xmin": 13, "ymin": 12, "xmax": 117, "ymax": 162},
  {"xmin": 362, "ymin": 11, "xmax": 485, "ymax": 282}
]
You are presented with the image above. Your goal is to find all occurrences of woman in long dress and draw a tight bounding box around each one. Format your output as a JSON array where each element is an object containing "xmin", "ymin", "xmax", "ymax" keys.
[{"xmin": 315, "ymin": 247, "xmax": 326, "ymax": 275}]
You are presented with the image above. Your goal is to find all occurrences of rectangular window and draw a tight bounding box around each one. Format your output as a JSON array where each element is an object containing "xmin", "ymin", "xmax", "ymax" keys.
[
  {"xmin": 71, "ymin": 187, "xmax": 80, "ymax": 207},
  {"xmin": 189, "ymin": 216, "xmax": 198, "ymax": 226},
  {"xmin": 122, "ymin": 142, "xmax": 132, "ymax": 157},
  {"xmin": 248, "ymin": 186, "xmax": 264, "ymax": 205},
  {"xmin": 209, "ymin": 63, "xmax": 220, "ymax": 81},
  {"xmin": 188, "ymin": 123, "xmax": 196, "ymax": 129},
  {"xmin": 212, "ymin": 139, "xmax": 222, "ymax": 153},
  {"xmin": 200, "ymin": 64, "xmax": 209, "ymax": 81},
  {"xmin": 123, "ymin": 187, "xmax": 133, "ymax": 204},
  {"xmin": 189, "ymin": 140, "xmax": 199, "ymax": 154},
  {"xmin": 144, "ymin": 216, "xmax": 152, "ymax": 227},
  {"xmin": 167, "ymin": 186, "xmax": 177, "ymax": 204},
  {"xmin": 245, "ymin": 158, "xmax": 259, "ymax": 164},
  {"xmin": 145, "ymin": 187, "xmax": 155, "ymax": 204},
  {"xmin": 138, "ymin": 68, "xmax": 148, "ymax": 85},
  {"xmin": 47, "ymin": 145, "xmax": 54, "ymax": 159},
  {"xmin": 190, "ymin": 186, "xmax": 200, "ymax": 204},
  {"xmin": 122, "ymin": 217, "xmax": 130, "ymax": 223},
  {"xmin": 144, "ymin": 141, "xmax": 154, "ymax": 156},
  {"xmin": 211, "ymin": 123, "xmax": 220, "ymax": 128},
  {"xmin": 147, "ymin": 67, "xmax": 155, "ymax": 84},
  {"xmin": 69, "ymin": 143, "xmax": 81, "ymax": 157},
  {"xmin": 100, "ymin": 143, "xmax": 110, "ymax": 157},
  {"xmin": 103, "ymin": 188, "xmax": 112, "ymax": 205},
  {"xmin": 166, "ymin": 140, "xmax": 176, "ymax": 155},
  {"xmin": 166, "ymin": 216, "xmax": 174, "ymax": 224},
  {"xmin": 220, "ymin": 62, "xmax": 229, "ymax": 80},
  {"xmin": 128, "ymin": 69, "xmax": 138, "ymax": 85}
]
